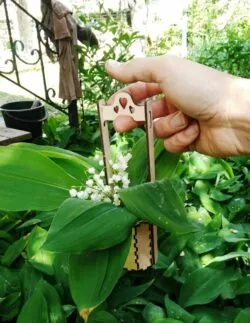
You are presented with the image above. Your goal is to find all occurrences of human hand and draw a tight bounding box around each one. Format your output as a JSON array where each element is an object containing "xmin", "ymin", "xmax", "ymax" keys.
[{"xmin": 105, "ymin": 55, "xmax": 250, "ymax": 157}]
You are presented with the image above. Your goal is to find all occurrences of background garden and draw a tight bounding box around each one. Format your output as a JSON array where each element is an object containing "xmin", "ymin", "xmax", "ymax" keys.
[{"xmin": 0, "ymin": 0, "xmax": 250, "ymax": 322}]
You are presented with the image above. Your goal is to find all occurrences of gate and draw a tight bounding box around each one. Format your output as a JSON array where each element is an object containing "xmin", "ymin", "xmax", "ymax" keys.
[{"xmin": 0, "ymin": 0, "xmax": 79, "ymax": 127}]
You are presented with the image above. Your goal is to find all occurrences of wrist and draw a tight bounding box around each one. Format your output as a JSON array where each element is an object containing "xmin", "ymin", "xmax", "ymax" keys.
[{"xmin": 230, "ymin": 77, "xmax": 250, "ymax": 155}]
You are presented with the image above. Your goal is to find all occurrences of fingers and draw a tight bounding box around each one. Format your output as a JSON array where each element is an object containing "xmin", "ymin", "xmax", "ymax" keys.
[
  {"xmin": 107, "ymin": 82, "xmax": 161, "ymax": 105},
  {"xmin": 107, "ymin": 82, "xmax": 161, "ymax": 132},
  {"xmin": 154, "ymin": 111, "xmax": 190, "ymax": 138},
  {"xmin": 114, "ymin": 96, "xmax": 173, "ymax": 132},
  {"xmin": 164, "ymin": 122, "xmax": 199, "ymax": 153},
  {"xmin": 105, "ymin": 57, "xmax": 166, "ymax": 84}
]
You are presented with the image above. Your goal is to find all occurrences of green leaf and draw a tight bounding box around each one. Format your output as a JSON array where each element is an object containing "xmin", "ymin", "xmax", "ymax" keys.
[
  {"xmin": 20, "ymin": 263, "xmax": 42, "ymax": 302},
  {"xmin": 155, "ymin": 141, "xmax": 180, "ymax": 180},
  {"xmin": 228, "ymin": 198, "xmax": 246, "ymax": 213},
  {"xmin": 143, "ymin": 303, "xmax": 166, "ymax": 323},
  {"xmin": 206, "ymin": 251, "xmax": 250, "ymax": 265},
  {"xmin": 17, "ymin": 291, "xmax": 49, "ymax": 323},
  {"xmin": 164, "ymin": 296, "xmax": 195, "ymax": 323},
  {"xmin": 88, "ymin": 311, "xmax": 118, "ymax": 323},
  {"xmin": 37, "ymin": 280, "xmax": 66, "ymax": 323},
  {"xmin": 187, "ymin": 232, "xmax": 223, "ymax": 254},
  {"xmin": 0, "ymin": 231, "xmax": 12, "ymax": 242},
  {"xmin": 1, "ymin": 236, "xmax": 27, "ymax": 266},
  {"xmin": 0, "ymin": 291, "xmax": 21, "ymax": 321},
  {"xmin": 0, "ymin": 266, "xmax": 20, "ymax": 297},
  {"xmin": 158, "ymin": 234, "xmax": 189, "ymax": 269},
  {"xmin": 210, "ymin": 189, "xmax": 232, "ymax": 201},
  {"xmin": 26, "ymin": 226, "xmax": 55, "ymax": 275},
  {"xmin": 53, "ymin": 254, "xmax": 70, "ymax": 294},
  {"xmin": 193, "ymin": 306, "xmax": 239, "ymax": 323},
  {"xmin": 234, "ymin": 308, "xmax": 250, "ymax": 323},
  {"xmin": 109, "ymin": 279, "xmax": 154, "ymax": 307},
  {"xmin": 235, "ymin": 277, "xmax": 250, "ymax": 295},
  {"xmin": 127, "ymin": 135, "xmax": 149, "ymax": 185},
  {"xmin": 14, "ymin": 143, "xmax": 97, "ymax": 182},
  {"xmin": 44, "ymin": 198, "xmax": 136, "ymax": 253},
  {"xmin": 0, "ymin": 146, "xmax": 80, "ymax": 211},
  {"xmin": 16, "ymin": 218, "xmax": 42, "ymax": 230},
  {"xmin": 179, "ymin": 267, "xmax": 236, "ymax": 307},
  {"xmin": 69, "ymin": 236, "xmax": 131, "ymax": 311},
  {"xmin": 187, "ymin": 207, "xmax": 212, "ymax": 226},
  {"xmin": 153, "ymin": 320, "xmax": 183, "ymax": 323},
  {"xmin": 120, "ymin": 178, "xmax": 199, "ymax": 234},
  {"xmin": 128, "ymin": 136, "xmax": 178, "ymax": 186}
]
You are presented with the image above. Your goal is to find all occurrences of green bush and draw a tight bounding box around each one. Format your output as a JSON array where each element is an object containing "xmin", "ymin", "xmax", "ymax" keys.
[
  {"xmin": 189, "ymin": 20, "xmax": 250, "ymax": 78},
  {"xmin": 77, "ymin": 7, "xmax": 143, "ymax": 109}
]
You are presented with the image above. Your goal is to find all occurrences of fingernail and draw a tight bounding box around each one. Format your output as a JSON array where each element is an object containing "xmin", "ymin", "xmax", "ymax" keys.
[
  {"xmin": 105, "ymin": 59, "xmax": 121, "ymax": 70},
  {"xmin": 170, "ymin": 112, "xmax": 186, "ymax": 128},
  {"xmin": 185, "ymin": 124, "xmax": 198, "ymax": 136}
]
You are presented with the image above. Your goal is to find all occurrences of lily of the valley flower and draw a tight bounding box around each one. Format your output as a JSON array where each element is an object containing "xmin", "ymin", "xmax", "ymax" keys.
[{"xmin": 69, "ymin": 152, "xmax": 132, "ymax": 206}]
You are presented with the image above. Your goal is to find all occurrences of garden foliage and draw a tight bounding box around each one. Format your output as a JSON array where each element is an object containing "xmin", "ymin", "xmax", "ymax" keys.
[
  {"xmin": 1, "ymin": 1, "xmax": 250, "ymax": 322},
  {"xmin": 1, "ymin": 139, "xmax": 250, "ymax": 322}
]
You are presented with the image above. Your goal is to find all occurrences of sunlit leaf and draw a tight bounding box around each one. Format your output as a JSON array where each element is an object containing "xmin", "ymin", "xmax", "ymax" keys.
[{"xmin": 44, "ymin": 198, "xmax": 136, "ymax": 253}]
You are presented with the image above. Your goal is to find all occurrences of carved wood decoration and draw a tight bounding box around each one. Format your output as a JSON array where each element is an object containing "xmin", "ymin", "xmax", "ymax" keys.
[{"xmin": 98, "ymin": 92, "xmax": 158, "ymax": 271}]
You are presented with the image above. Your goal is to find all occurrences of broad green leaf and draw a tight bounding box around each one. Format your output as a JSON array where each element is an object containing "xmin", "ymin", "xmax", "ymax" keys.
[
  {"xmin": 192, "ymin": 181, "xmax": 222, "ymax": 214},
  {"xmin": 44, "ymin": 198, "xmax": 136, "ymax": 253},
  {"xmin": 26, "ymin": 226, "xmax": 55, "ymax": 275},
  {"xmin": 0, "ymin": 264, "xmax": 21, "ymax": 320},
  {"xmin": 179, "ymin": 267, "xmax": 236, "ymax": 307},
  {"xmin": 35, "ymin": 211, "xmax": 55, "ymax": 228},
  {"xmin": 53, "ymin": 254, "xmax": 70, "ymax": 294},
  {"xmin": 109, "ymin": 279, "xmax": 154, "ymax": 307},
  {"xmin": 0, "ymin": 146, "xmax": 80, "ymax": 211},
  {"xmin": 155, "ymin": 141, "xmax": 180, "ymax": 180},
  {"xmin": 206, "ymin": 251, "xmax": 250, "ymax": 265},
  {"xmin": 234, "ymin": 308, "xmax": 250, "ymax": 323},
  {"xmin": 219, "ymin": 223, "xmax": 250, "ymax": 243},
  {"xmin": 0, "ymin": 231, "xmax": 12, "ymax": 242},
  {"xmin": 62, "ymin": 304, "xmax": 76, "ymax": 318},
  {"xmin": 20, "ymin": 263, "xmax": 42, "ymax": 302},
  {"xmin": 187, "ymin": 232, "xmax": 223, "ymax": 254},
  {"xmin": 1, "ymin": 236, "xmax": 27, "ymax": 266},
  {"xmin": 88, "ymin": 311, "xmax": 118, "ymax": 323},
  {"xmin": 0, "ymin": 266, "xmax": 20, "ymax": 298},
  {"xmin": 120, "ymin": 178, "xmax": 199, "ymax": 234},
  {"xmin": 217, "ymin": 159, "xmax": 234, "ymax": 178},
  {"xmin": 128, "ymin": 136, "xmax": 178, "ymax": 186},
  {"xmin": 164, "ymin": 296, "xmax": 195, "ymax": 323},
  {"xmin": 143, "ymin": 303, "xmax": 166, "ymax": 323},
  {"xmin": 235, "ymin": 277, "xmax": 250, "ymax": 295},
  {"xmin": 193, "ymin": 306, "xmax": 239, "ymax": 323},
  {"xmin": 199, "ymin": 194, "xmax": 222, "ymax": 215},
  {"xmin": 14, "ymin": 143, "xmax": 98, "ymax": 181},
  {"xmin": 228, "ymin": 198, "xmax": 246, "ymax": 213},
  {"xmin": 69, "ymin": 236, "xmax": 131, "ymax": 312},
  {"xmin": 127, "ymin": 135, "xmax": 148, "ymax": 185},
  {"xmin": 37, "ymin": 280, "xmax": 66, "ymax": 323},
  {"xmin": 16, "ymin": 218, "xmax": 42, "ymax": 230},
  {"xmin": 187, "ymin": 207, "xmax": 211, "ymax": 226},
  {"xmin": 153, "ymin": 320, "xmax": 183, "ymax": 323},
  {"xmin": 17, "ymin": 291, "xmax": 49, "ymax": 323},
  {"xmin": 210, "ymin": 189, "xmax": 232, "ymax": 202},
  {"xmin": 158, "ymin": 234, "xmax": 189, "ymax": 269},
  {"xmin": 0, "ymin": 291, "xmax": 21, "ymax": 321}
]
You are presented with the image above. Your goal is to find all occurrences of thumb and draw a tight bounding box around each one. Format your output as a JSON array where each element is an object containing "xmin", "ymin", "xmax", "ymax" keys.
[{"xmin": 105, "ymin": 57, "xmax": 166, "ymax": 84}]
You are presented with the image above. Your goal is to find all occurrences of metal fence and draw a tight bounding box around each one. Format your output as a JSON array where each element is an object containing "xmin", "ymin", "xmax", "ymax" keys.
[{"xmin": 0, "ymin": 0, "xmax": 79, "ymax": 127}]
